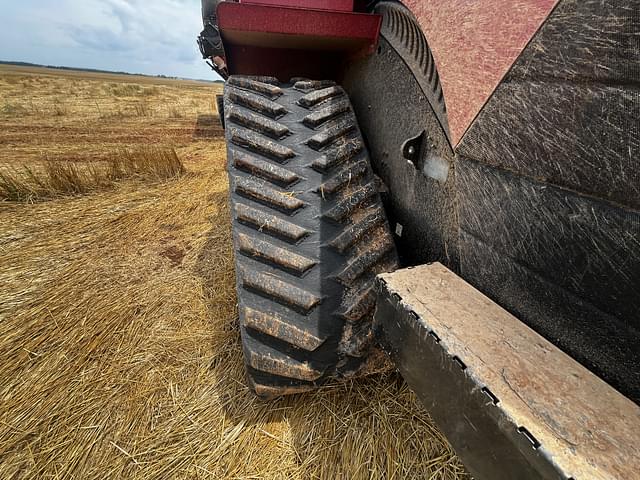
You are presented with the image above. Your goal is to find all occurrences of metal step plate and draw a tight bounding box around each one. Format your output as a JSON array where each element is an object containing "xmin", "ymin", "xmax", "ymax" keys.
[{"xmin": 374, "ymin": 263, "xmax": 640, "ymax": 480}]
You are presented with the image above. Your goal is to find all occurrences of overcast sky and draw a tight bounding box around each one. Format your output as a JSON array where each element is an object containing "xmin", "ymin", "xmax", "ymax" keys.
[{"xmin": 0, "ymin": 0, "xmax": 219, "ymax": 80}]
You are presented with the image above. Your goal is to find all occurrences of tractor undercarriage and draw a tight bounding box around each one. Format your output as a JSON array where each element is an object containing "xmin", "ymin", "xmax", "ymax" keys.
[{"xmin": 198, "ymin": 1, "xmax": 640, "ymax": 478}]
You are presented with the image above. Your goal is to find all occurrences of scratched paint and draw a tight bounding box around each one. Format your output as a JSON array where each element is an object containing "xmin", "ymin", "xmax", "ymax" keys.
[
  {"xmin": 453, "ymin": 0, "xmax": 640, "ymax": 401},
  {"xmin": 403, "ymin": 0, "xmax": 558, "ymax": 146},
  {"xmin": 458, "ymin": 0, "xmax": 640, "ymax": 209},
  {"xmin": 458, "ymin": 81, "xmax": 640, "ymax": 209}
]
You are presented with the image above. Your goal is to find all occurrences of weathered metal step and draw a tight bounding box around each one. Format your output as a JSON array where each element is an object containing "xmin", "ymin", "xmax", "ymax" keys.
[{"xmin": 374, "ymin": 263, "xmax": 640, "ymax": 480}]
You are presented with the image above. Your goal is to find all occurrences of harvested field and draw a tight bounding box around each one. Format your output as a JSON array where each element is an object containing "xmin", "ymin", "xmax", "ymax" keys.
[{"xmin": 0, "ymin": 65, "xmax": 468, "ymax": 479}]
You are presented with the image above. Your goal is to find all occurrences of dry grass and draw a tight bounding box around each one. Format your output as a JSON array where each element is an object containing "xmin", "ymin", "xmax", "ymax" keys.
[
  {"xmin": 0, "ymin": 147, "xmax": 185, "ymax": 202},
  {"xmin": 0, "ymin": 65, "xmax": 468, "ymax": 479}
]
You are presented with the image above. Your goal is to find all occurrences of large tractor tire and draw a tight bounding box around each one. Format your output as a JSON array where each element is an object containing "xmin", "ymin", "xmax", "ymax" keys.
[{"xmin": 223, "ymin": 76, "xmax": 399, "ymax": 398}]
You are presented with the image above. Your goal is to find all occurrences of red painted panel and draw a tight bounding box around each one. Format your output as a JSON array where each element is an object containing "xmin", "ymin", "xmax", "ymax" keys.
[
  {"xmin": 240, "ymin": 0, "xmax": 354, "ymax": 11},
  {"xmin": 404, "ymin": 0, "xmax": 558, "ymax": 146},
  {"xmin": 218, "ymin": 3, "xmax": 381, "ymax": 78},
  {"xmin": 218, "ymin": 3, "xmax": 380, "ymax": 50}
]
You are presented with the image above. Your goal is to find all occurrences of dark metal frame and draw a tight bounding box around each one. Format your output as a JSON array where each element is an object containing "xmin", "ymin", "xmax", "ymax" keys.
[{"xmin": 374, "ymin": 278, "xmax": 568, "ymax": 479}]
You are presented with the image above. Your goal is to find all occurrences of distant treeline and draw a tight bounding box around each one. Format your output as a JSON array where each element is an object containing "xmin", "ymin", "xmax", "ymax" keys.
[{"xmin": 0, "ymin": 60, "xmax": 224, "ymax": 84}]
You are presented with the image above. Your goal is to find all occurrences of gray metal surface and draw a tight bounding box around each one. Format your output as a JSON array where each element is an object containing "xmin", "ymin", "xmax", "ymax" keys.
[
  {"xmin": 454, "ymin": 0, "xmax": 640, "ymax": 401},
  {"xmin": 345, "ymin": 0, "xmax": 640, "ymax": 404},
  {"xmin": 344, "ymin": 34, "xmax": 459, "ymax": 271}
]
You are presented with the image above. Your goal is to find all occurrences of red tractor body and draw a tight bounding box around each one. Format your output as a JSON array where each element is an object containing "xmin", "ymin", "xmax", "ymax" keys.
[
  {"xmin": 201, "ymin": 1, "xmax": 640, "ymax": 478},
  {"xmin": 215, "ymin": 0, "xmax": 560, "ymax": 144},
  {"xmin": 403, "ymin": 0, "xmax": 559, "ymax": 144},
  {"xmin": 216, "ymin": 2, "xmax": 381, "ymax": 79}
]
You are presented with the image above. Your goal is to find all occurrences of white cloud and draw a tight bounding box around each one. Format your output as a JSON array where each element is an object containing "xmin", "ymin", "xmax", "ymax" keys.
[{"xmin": 0, "ymin": 0, "xmax": 218, "ymax": 79}]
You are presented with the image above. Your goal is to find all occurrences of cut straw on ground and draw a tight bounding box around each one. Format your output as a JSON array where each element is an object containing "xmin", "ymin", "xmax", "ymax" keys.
[
  {"xmin": 0, "ymin": 147, "xmax": 185, "ymax": 202},
  {"xmin": 0, "ymin": 65, "xmax": 468, "ymax": 479}
]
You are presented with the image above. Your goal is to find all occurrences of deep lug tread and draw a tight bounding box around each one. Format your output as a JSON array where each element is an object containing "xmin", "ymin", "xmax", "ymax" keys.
[
  {"xmin": 340, "ymin": 323, "xmax": 375, "ymax": 358},
  {"xmin": 235, "ymin": 203, "xmax": 311, "ymax": 242},
  {"xmin": 307, "ymin": 117, "xmax": 357, "ymax": 150},
  {"xmin": 229, "ymin": 127, "xmax": 295, "ymax": 162},
  {"xmin": 232, "ymin": 150, "xmax": 300, "ymax": 187},
  {"xmin": 243, "ymin": 335, "xmax": 324, "ymax": 381},
  {"xmin": 303, "ymin": 99, "xmax": 351, "ymax": 128},
  {"xmin": 338, "ymin": 279, "xmax": 377, "ymax": 323},
  {"xmin": 227, "ymin": 76, "xmax": 283, "ymax": 98},
  {"xmin": 227, "ymin": 87, "xmax": 288, "ymax": 119},
  {"xmin": 324, "ymin": 181, "xmax": 378, "ymax": 222},
  {"xmin": 294, "ymin": 80, "xmax": 337, "ymax": 92},
  {"xmin": 248, "ymin": 377, "xmax": 315, "ymax": 399},
  {"xmin": 330, "ymin": 207, "xmax": 386, "ymax": 253},
  {"xmin": 246, "ymin": 76, "xmax": 280, "ymax": 85},
  {"xmin": 298, "ymin": 86, "xmax": 344, "ymax": 108},
  {"xmin": 240, "ymin": 268, "xmax": 322, "ymax": 313},
  {"xmin": 241, "ymin": 305, "xmax": 326, "ymax": 352},
  {"xmin": 227, "ymin": 106, "xmax": 290, "ymax": 139},
  {"xmin": 337, "ymin": 233, "xmax": 396, "ymax": 285},
  {"xmin": 311, "ymin": 138, "xmax": 364, "ymax": 172},
  {"xmin": 235, "ymin": 177, "xmax": 304, "ymax": 213},
  {"xmin": 224, "ymin": 77, "xmax": 399, "ymax": 397},
  {"xmin": 319, "ymin": 160, "xmax": 368, "ymax": 195},
  {"xmin": 237, "ymin": 233, "xmax": 317, "ymax": 276}
]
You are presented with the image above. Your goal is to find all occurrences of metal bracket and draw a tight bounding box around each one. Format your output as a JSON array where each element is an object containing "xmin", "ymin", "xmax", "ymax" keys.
[
  {"xmin": 374, "ymin": 263, "xmax": 640, "ymax": 480},
  {"xmin": 402, "ymin": 130, "xmax": 426, "ymax": 168},
  {"xmin": 402, "ymin": 130, "xmax": 450, "ymax": 183},
  {"xmin": 198, "ymin": 20, "xmax": 228, "ymax": 78}
]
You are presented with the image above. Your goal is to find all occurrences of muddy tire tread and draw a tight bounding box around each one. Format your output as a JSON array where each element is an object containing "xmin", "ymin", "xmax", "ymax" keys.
[{"xmin": 225, "ymin": 77, "xmax": 399, "ymax": 397}]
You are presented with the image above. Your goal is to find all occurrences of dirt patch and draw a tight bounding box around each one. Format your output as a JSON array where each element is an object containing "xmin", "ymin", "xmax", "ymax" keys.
[{"xmin": 160, "ymin": 245, "xmax": 186, "ymax": 266}]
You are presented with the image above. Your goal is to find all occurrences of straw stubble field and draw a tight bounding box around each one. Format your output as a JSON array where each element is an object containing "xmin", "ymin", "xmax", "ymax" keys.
[{"xmin": 0, "ymin": 65, "xmax": 468, "ymax": 479}]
